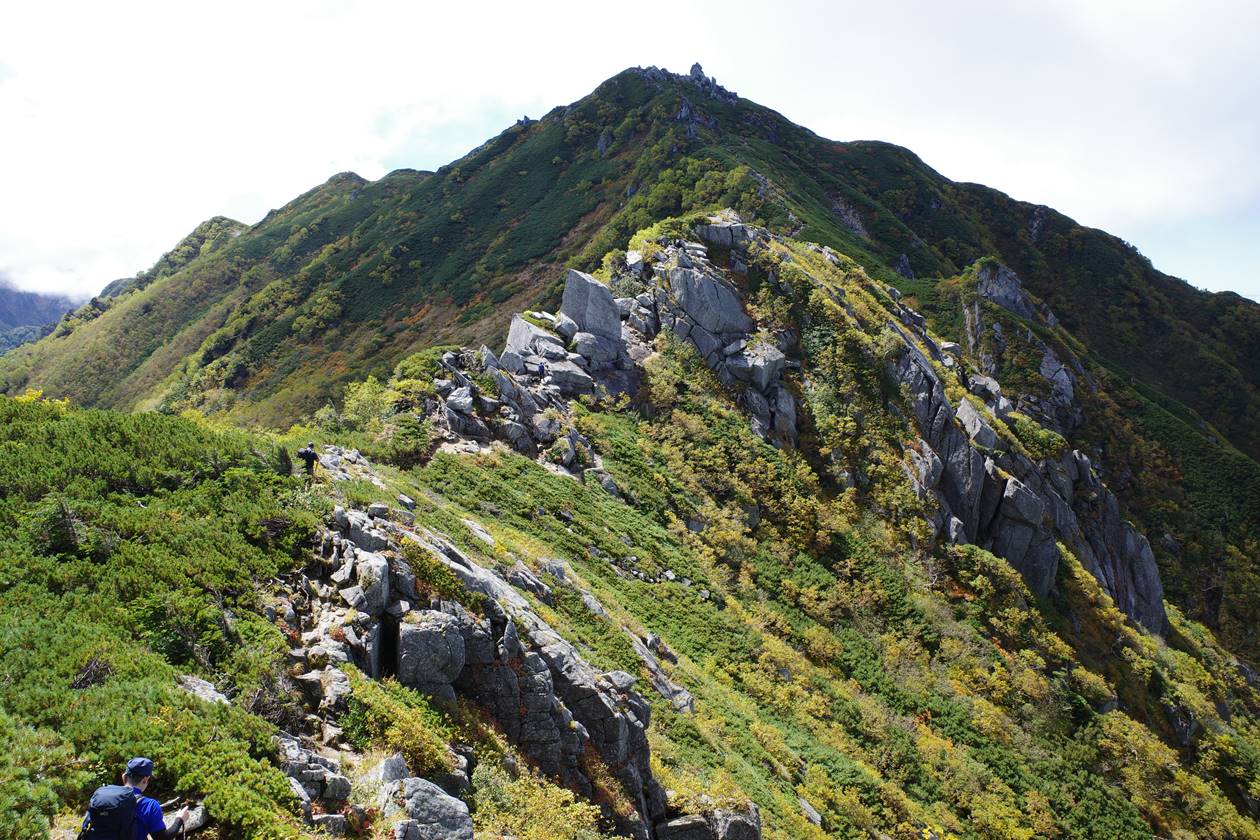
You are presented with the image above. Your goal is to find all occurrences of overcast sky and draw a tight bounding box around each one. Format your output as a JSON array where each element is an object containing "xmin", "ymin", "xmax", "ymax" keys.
[{"xmin": 2, "ymin": 0, "xmax": 1257, "ymax": 302}]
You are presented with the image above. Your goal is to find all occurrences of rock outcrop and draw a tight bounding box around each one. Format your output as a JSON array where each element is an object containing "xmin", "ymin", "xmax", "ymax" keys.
[
  {"xmin": 656, "ymin": 804, "xmax": 762, "ymax": 840},
  {"xmin": 342, "ymin": 216, "xmax": 800, "ymax": 481},
  {"xmin": 974, "ymin": 261, "xmax": 1034, "ymax": 321},
  {"xmin": 891, "ymin": 317, "xmax": 1166, "ymax": 633},
  {"xmin": 275, "ymin": 208, "xmax": 1168, "ymax": 834},
  {"xmin": 963, "ymin": 260, "xmax": 1088, "ymax": 433},
  {"xmin": 384, "ymin": 210, "xmax": 1163, "ymax": 636},
  {"xmin": 397, "ymin": 611, "xmax": 465, "ymax": 702},
  {"xmin": 561, "ymin": 269, "xmax": 623, "ymax": 342},
  {"xmin": 380, "ymin": 777, "xmax": 473, "ymax": 840},
  {"xmin": 285, "ymin": 498, "xmax": 682, "ymax": 838},
  {"xmin": 645, "ymin": 217, "xmax": 798, "ymax": 445},
  {"xmin": 410, "ymin": 532, "xmax": 668, "ymax": 839},
  {"xmin": 353, "ymin": 207, "xmax": 1165, "ymax": 646}
]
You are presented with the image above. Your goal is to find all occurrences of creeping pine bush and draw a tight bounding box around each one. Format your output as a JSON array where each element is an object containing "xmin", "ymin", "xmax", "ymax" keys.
[
  {"xmin": 363, "ymin": 413, "xmax": 435, "ymax": 469},
  {"xmin": 0, "ymin": 395, "xmax": 320, "ymax": 836},
  {"xmin": 470, "ymin": 761, "xmax": 610, "ymax": 840},
  {"xmin": 339, "ymin": 668, "xmax": 453, "ymax": 777},
  {"xmin": 399, "ymin": 541, "xmax": 483, "ymax": 608},
  {"xmin": 0, "ymin": 706, "xmax": 82, "ymax": 840},
  {"xmin": 1006, "ymin": 411, "xmax": 1069, "ymax": 461}
]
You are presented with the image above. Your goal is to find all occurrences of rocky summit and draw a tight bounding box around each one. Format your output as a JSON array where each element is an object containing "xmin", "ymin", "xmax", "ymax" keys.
[{"xmin": 4, "ymin": 63, "xmax": 1260, "ymax": 840}]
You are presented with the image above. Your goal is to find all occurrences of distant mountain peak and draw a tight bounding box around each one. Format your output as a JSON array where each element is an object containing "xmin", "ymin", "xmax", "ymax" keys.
[{"xmin": 620, "ymin": 62, "xmax": 740, "ymax": 104}]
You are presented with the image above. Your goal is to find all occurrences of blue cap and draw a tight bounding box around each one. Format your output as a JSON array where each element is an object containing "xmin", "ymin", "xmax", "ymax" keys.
[{"xmin": 126, "ymin": 757, "xmax": 154, "ymax": 779}]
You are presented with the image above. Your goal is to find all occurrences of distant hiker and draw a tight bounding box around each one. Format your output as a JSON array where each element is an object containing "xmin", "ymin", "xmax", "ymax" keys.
[
  {"xmin": 296, "ymin": 442, "xmax": 319, "ymax": 477},
  {"xmin": 79, "ymin": 757, "xmax": 188, "ymax": 840}
]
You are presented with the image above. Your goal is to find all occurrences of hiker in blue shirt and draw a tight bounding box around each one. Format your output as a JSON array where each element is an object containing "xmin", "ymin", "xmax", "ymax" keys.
[{"xmin": 80, "ymin": 757, "xmax": 189, "ymax": 840}]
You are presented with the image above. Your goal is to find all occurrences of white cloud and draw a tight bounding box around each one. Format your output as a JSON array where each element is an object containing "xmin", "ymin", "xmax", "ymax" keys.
[{"xmin": 1, "ymin": 0, "xmax": 1257, "ymax": 300}]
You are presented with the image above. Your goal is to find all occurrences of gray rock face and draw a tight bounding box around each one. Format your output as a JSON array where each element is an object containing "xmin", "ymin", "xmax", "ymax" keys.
[
  {"xmin": 368, "ymin": 753, "xmax": 411, "ymax": 785},
  {"xmin": 890, "ymin": 341, "xmax": 1167, "ymax": 634},
  {"xmin": 546, "ymin": 359, "xmax": 595, "ymax": 395},
  {"xmin": 320, "ymin": 667, "xmax": 352, "ymax": 713},
  {"xmin": 507, "ymin": 562, "xmax": 554, "ymax": 605},
  {"xmin": 287, "ymin": 774, "xmax": 311, "ymax": 807},
  {"xmin": 386, "ymin": 777, "xmax": 473, "ymax": 840},
  {"xmin": 657, "ymin": 815, "xmax": 712, "ymax": 840},
  {"xmin": 975, "ymin": 261, "xmax": 1035, "ymax": 320},
  {"xmin": 893, "ymin": 253, "xmax": 915, "ymax": 279},
  {"xmin": 626, "ymin": 227, "xmax": 796, "ymax": 443},
  {"xmin": 554, "ymin": 313, "xmax": 579, "ymax": 341},
  {"xmin": 656, "ymin": 805, "xmax": 762, "ymax": 840},
  {"xmin": 355, "ymin": 553, "xmax": 391, "ymax": 617},
  {"xmin": 1037, "ymin": 345, "xmax": 1083, "ymax": 430},
  {"xmin": 444, "ymin": 405, "xmax": 491, "ymax": 440},
  {"xmin": 445, "ymin": 386, "xmax": 474, "ymax": 414},
  {"xmin": 669, "ymin": 267, "xmax": 753, "ymax": 335},
  {"xmin": 961, "ymin": 259, "xmax": 1085, "ymax": 435},
  {"xmin": 312, "ymin": 813, "xmax": 347, "ymax": 835},
  {"xmin": 504, "ymin": 314, "xmax": 564, "ymax": 359},
  {"xmin": 1071, "ymin": 454, "xmax": 1167, "ymax": 633},
  {"xmin": 322, "ymin": 773, "xmax": 352, "ymax": 801},
  {"xmin": 631, "ymin": 634, "xmax": 694, "ymax": 713},
  {"xmin": 956, "ymin": 399, "xmax": 998, "ymax": 450},
  {"xmin": 742, "ymin": 388, "xmax": 772, "ymax": 438},
  {"xmin": 398, "ymin": 611, "xmax": 466, "ymax": 693},
  {"xmin": 177, "ymin": 675, "xmax": 229, "ymax": 705},
  {"xmin": 572, "ymin": 331, "xmax": 621, "ymax": 366},
  {"xmin": 1163, "ymin": 701, "xmax": 1201, "ymax": 748},
  {"xmin": 744, "ymin": 343, "xmax": 785, "ymax": 392},
  {"xmin": 798, "ymin": 797, "xmax": 822, "ymax": 826},
  {"xmin": 340, "ymin": 508, "xmax": 390, "ymax": 552},
  {"xmin": 626, "ymin": 250, "xmax": 646, "ymax": 276},
  {"xmin": 694, "ymin": 219, "xmax": 759, "ymax": 250},
  {"xmin": 560, "ymin": 269, "xmax": 621, "ymax": 340},
  {"xmin": 771, "ymin": 387, "xmax": 797, "ymax": 443},
  {"xmin": 275, "ymin": 732, "xmax": 347, "ymax": 803},
  {"xmin": 417, "ymin": 540, "xmax": 665, "ymax": 835},
  {"xmin": 710, "ymin": 806, "xmax": 762, "ymax": 840},
  {"xmin": 968, "ymin": 373, "xmax": 1001, "ymax": 402}
]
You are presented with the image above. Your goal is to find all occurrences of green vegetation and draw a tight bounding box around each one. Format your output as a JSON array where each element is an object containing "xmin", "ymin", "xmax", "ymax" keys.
[
  {"xmin": 901, "ymin": 255, "xmax": 1260, "ymax": 663},
  {"xmin": 341, "ymin": 262, "xmax": 1259, "ymax": 837},
  {"xmin": 339, "ymin": 669, "xmax": 453, "ymax": 777},
  {"xmin": 1, "ymin": 64, "xmax": 1259, "ymax": 840},
  {"xmin": 10, "ymin": 64, "xmax": 1255, "ymax": 466},
  {"xmin": 1005, "ymin": 411, "xmax": 1069, "ymax": 460},
  {"xmin": 471, "ymin": 760, "xmax": 609, "ymax": 840},
  {"xmin": 0, "ymin": 392, "xmax": 323, "ymax": 837},
  {"xmin": 399, "ymin": 540, "xmax": 484, "ymax": 608}
]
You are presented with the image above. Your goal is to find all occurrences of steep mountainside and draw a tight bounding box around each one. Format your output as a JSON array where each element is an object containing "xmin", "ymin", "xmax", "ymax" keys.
[
  {"xmin": 5, "ymin": 65, "xmax": 1257, "ymax": 456},
  {"xmin": 7, "ymin": 214, "xmax": 1260, "ymax": 840},
  {"xmin": 0, "ymin": 280, "xmax": 74, "ymax": 330},
  {"xmin": 4, "ymin": 64, "xmax": 1259, "ymax": 662},
  {"xmin": 0, "ymin": 280, "xmax": 75, "ymax": 355}
]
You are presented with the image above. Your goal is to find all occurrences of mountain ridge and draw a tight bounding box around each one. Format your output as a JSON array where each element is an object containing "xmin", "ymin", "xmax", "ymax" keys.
[
  {"xmin": 3, "ymin": 62, "xmax": 1259, "ymax": 657},
  {"xmin": 5, "ymin": 65, "xmax": 1256, "ymax": 451}
]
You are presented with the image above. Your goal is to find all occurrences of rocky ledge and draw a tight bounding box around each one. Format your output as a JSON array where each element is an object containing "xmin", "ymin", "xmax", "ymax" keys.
[{"xmin": 268, "ymin": 482, "xmax": 747, "ymax": 839}]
